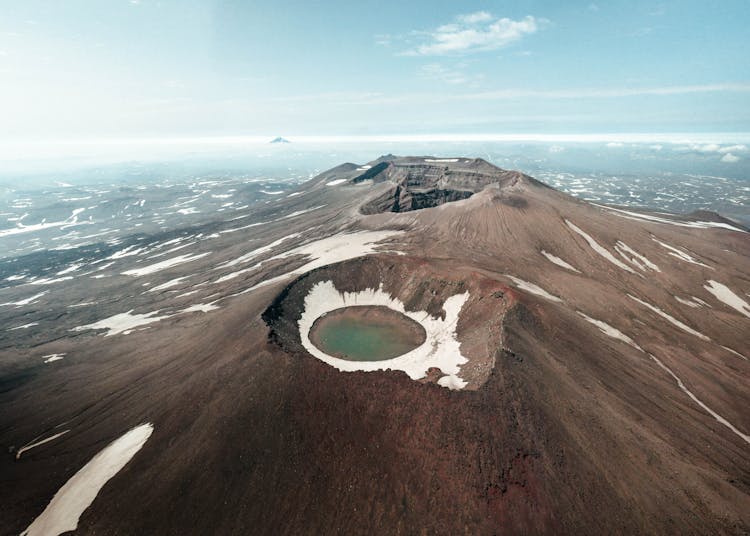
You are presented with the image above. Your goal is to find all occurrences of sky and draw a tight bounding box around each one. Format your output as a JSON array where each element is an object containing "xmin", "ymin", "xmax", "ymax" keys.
[{"xmin": 1, "ymin": 0, "xmax": 749, "ymax": 141}]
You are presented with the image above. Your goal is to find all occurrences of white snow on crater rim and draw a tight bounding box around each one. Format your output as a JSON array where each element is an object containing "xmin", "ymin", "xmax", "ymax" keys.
[
  {"xmin": 299, "ymin": 280, "xmax": 469, "ymax": 390},
  {"xmin": 20, "ymin": 423, "xmax": 154, "ymax": 536},
  {"xmin": 704, "ymin": 280, "xmax": 750, "ymax": 318},
  {"xmin": 325, "ymin": 179, "xmax": 348, "ymax": 186}
]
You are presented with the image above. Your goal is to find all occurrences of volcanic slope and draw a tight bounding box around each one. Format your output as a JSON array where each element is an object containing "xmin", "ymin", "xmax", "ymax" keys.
[{"xmin": 1, "ymin": 156, "xmax": 749, "ymax": 535}]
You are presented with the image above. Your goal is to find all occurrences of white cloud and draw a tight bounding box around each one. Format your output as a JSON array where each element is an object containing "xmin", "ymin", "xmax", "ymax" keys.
[
  {"xmin": 548, "ymin": 145, "xmax": 565, "ymax": 153},
  {"xmin": 718, "ymin": 144, "xmax": 748, "ymax": 153},
  {"xmin": 721, "ymin": 153, "xmax": 740, "ymax": 163},
  {"xmin": 461, "ymin": 83, "xmax": 750, "ymax": 100},
  {"xmin": 457, "ymin": 11, "xmax": 494, "ymax": 24},
  {"xmin": 606, "ymin": 142, "xmax": 624, "ymax": 148},
  {"xmin": 418, "ymin": 63, "xmax": 483, "ymax": 86},
  {"xmin": 678, "ymin": 143, "xmax": 748, "ymax": 156},
  {"xmin": 404, "ymin": 13, "xmax": 542, "ymax": 56},
  {"xmin": 695, "ymin": 143, "xmax": 721, "ymax": 152}
]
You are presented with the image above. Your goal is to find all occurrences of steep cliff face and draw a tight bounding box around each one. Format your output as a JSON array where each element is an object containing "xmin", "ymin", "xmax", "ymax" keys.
[{"xmin": 353, "ymin": 157, "xmax": 538, "ymax": 214}]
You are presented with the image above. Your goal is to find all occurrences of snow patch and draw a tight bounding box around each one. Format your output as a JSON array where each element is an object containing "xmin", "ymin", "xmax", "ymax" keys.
[
  {"xmin": 540, "ymin": 250, "xmax": 580, "ymax": 272},
  {"xmin": 147, "ymin": 276, "xmax": 188, "ymax": 292},
  {"xmin": 506, "ymin": 275, "xmax": 563, "ymax": 302},
  {"xmin": 16, "ymin": 429, "xmax": 70, "ymax": 460},
  {"xmin": 704, "ymin": 280, "xmax": 750, "ymax": 318},
  {"xmin": 10, "ymin": 322, "xmax": 38, "ymax": 330},
  {"xmin": 72, "ymin": 310, "xmax": 171, "ymax": 337},
  {"xmin": 614, "ymin": 241, "xmax": 660, "ymax": 271},
  {"xmin": 122, "ymin": 252, "xmax": 210, "ymax": 277},
  {"xmin": 0, "ymin": 291, "xmax": 47, "ymax": 307},
  {"xmin": 578, "ymin": 312, "xmax": 641, "ymax": 349},
  {"xmin": 281, "ymin": 205, "xmax": 326, "ymax": 219},
  {"xmin": 231, "ymin": 230, "xmax": 404, "ymax": 296},
  {"xmin": 675, "ymin": 296, "xmax": 702, "ymax": 308},
  {"xmin": 652, "ymin": 238, "xmax": 712, "ymax": 268},
  {"xmin": 219, "ymin": 234, "xmax": 301, "ymax": 269},
  {"xmin": 42, "ymin": 353, "xmax": 66, "ymax": 363},
  {"xmin": 721, "ymin": 346, "xmax": 747, "ymax": 360},
  {"xmin": 180, "ymin": 303, "xmax": 219, "ymax": 313}
]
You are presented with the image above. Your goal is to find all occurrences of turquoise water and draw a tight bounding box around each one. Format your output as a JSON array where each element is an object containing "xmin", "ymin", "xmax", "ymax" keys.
[{"xmin": 311, "ymin": 309, "xmax": 424, "ymax": 361}]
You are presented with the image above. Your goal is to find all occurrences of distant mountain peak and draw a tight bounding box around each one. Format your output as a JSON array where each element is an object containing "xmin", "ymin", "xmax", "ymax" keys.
[{"xmin": 270, "ymin": 137, "xmax": 290, "ymax": 144}]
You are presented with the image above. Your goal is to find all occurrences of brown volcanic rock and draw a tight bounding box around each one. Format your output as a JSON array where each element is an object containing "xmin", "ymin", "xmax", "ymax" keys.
[{"xmin": 1, "ymin": 156, "xmax": 749, "ymax": 535}]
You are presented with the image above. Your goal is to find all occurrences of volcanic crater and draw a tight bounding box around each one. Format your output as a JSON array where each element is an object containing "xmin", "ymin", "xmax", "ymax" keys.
[{"xmin": 262, "ymin": 255, "xmax": 509, "ymax": 389}]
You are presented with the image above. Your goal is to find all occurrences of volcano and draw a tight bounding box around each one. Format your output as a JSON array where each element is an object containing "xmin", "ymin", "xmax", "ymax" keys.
[{"xmin": 2, "ymin": 156, "xmax": 749, "ymax": 535}]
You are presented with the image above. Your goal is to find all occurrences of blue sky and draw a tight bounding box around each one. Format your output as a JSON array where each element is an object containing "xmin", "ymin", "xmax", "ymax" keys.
[{"xmin": 1, "ymin": 0, "xmax": 749, "ymax": 140}]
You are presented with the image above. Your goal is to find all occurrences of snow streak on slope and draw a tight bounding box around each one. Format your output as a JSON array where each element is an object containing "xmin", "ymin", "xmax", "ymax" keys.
[
  {"xmin": 614, "ymin": 241, "xmax": 660, "ymax": 271},
  {"xmin": 578, "ymin": 312, "xmax": 750, "ymax": 445},
  {"xmin": 540, "ymin": 250, "xmax": 580, "ymax": 272},
  {"xmin": 652, "ymin": 238, "xmax": 712, "ymax": 268},
  {"xmin": 16, "ymin": 430, "xmax": 70, "ymax": 460},
  {"xmin": 578, "ymin": 312, "xmax": 641, "ymax": 349},
  {"xmin": 646, "ymin": 354, "xmax": 750, "ymax": 445},
  {"xmin": 506, "ymin": 275, "xmax": 563, "ymax": 302},
  {"xmin": 122, "ymin": 252, "xmax": 211, "ymax": 276},
  {"xmin": 595, "ymin": 204, "xmax": 747, "ymax": 233},
  {"xmin": 628, "ymin": 295, "xmax": 710, "ymax": 341},
  {"xmin": 21, "ymin": 423, "xmax": 154, "ymax": 536},
  {"xmin": 565, "ymin": 220, "xmax": 636, "ymax": 273}
]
